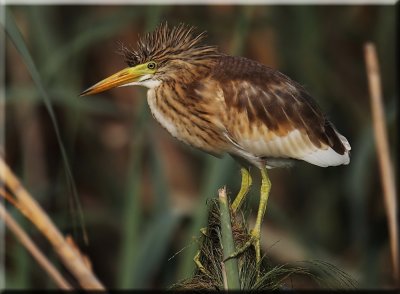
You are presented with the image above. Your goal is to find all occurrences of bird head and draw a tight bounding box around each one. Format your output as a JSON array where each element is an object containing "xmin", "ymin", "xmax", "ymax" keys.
[{"xmin": 80, "ymin": 22, "xmax": 220, "ymax": 96}]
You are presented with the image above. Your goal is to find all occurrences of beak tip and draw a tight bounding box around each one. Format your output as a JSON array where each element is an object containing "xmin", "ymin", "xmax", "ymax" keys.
[
  {"xmin": 79, "ymin": 88, "xmax": 91, "ymax": 97},
  {"xmin": 79, "ymin": 66, "xmax": 137, "ymax": 97}
]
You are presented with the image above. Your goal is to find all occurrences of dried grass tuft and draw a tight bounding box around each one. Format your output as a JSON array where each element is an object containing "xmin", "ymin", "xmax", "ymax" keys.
[{"xmin": 170, "ymin": 198, "xmax": 357, "ymax": 290}]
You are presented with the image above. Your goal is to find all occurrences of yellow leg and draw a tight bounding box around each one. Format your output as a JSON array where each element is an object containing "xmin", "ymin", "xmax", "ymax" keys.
[
  {"xmin": 231, "ymin": 168, "xmax": 253, "ymax": 213},
  {"xmin": 227, "ymin": 167, "xmax": 271, "ymax": 267},
  {"xmin": 194, "ymin": 250, "xmax": 209, "ymax": 275},
  {"xmin": 193, "ymin": 228, "xmax": 209, "ymax": 275}
]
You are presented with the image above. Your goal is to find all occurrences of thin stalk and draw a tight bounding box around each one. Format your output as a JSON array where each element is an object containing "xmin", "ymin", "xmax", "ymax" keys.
[
  {"xmin": 117, "ymin": 8, "xmax": 165, "ymax": 288},
  {"xmin": 0, "ymin": 157, "xmax": 105, "ymax": 290},
  {"xmin": 219, "ymin": 187, "xmax": 240, "ymax": 290},
  {"xmin": 4, "ymin": 9, "xmax": 87, "ymax": 244},
  {"xmin": 0, "ymin": 200, "xmax": 72, "ymax": 290},
  {"xmin": 364, "ymin": 42, "xmax": 399, "ymax": 285}
]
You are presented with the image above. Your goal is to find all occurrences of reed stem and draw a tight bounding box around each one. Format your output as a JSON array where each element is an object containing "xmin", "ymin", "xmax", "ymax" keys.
[
  {"xmin": 364, "ymin": 42, "xmax": 399, "ymax": 285},
  {"xmin": 219, "ymin": 187, "xmax": 240, "ymax": 290}
]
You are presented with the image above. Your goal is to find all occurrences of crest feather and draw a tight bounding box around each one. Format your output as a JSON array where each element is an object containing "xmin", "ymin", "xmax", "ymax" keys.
[{"xmin": 120, "ymin": 22, "xmax": 219, "ymax": 67}]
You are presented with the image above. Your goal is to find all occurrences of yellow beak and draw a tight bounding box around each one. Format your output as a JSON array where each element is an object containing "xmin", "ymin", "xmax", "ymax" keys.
[{"xmin": 80, "ymin": 67, "xmax": 143, "ymax": 96}]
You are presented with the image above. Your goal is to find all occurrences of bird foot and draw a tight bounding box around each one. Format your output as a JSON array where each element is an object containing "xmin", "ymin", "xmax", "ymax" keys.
[
  {"xmin": 194, "ymin": 250, "xmax": 210, "ymax": 276},
  {"xmin": 225, "ymin": 228, "xmax": 261, "ymax": 265},
  {"xmin": 226, "ymin": 228, "xmax": 261, "ymax": 280},
  {"xmin": 193, "ymin": 227, "xmax": 211, "ymax": 276}
]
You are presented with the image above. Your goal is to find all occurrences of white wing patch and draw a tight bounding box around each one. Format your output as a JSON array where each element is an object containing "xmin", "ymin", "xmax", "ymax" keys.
[
  {"xmin": 300, "ymin": 145, "xmax": 349, "ymax": 167},
  {"xmin": 227, "ymin": 129, "xmax": 350, "ymax": 168},
  {"xmin": 337, "ymin": 132, "xmax": 351, "ymax": 151}
]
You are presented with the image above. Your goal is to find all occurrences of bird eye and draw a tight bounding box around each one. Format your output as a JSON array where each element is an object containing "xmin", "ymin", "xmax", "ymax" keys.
[{"xmin": 147, "ymin": 62, "xmax": 157, "ymax": 70}]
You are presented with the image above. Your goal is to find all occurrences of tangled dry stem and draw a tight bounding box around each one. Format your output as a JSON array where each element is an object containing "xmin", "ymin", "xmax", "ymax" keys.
[
  {"xmin": 170, "ymin": 195, "xmax": 357, "ymax": 291},
  {"xmin": 0, "ymin": 157, "xmax": 105, "ymax": 290},
  {"xmin": 0, "ymin": 200, "xmax": 72, "ymax": 289}
]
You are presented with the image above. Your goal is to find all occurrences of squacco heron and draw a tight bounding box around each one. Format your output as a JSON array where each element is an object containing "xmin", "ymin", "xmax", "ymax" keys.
[{"xmin": 81, "ymin": 23, "xmax": 351, "ymax": 266}]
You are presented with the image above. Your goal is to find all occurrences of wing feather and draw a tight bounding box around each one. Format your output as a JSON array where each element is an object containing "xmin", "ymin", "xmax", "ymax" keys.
[{"xmin": 211, "ymin": 55, "xmax": 350, "ymax": 167}]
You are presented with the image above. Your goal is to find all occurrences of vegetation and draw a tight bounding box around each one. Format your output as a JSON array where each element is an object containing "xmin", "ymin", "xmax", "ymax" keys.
[{"xmin": 2, "ymin": 5, "xmax": 396, "ymax": 289}]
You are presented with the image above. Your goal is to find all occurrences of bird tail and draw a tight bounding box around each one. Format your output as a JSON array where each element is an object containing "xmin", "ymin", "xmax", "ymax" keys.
[
  {"xmin": 337, "ymin": 132, "xmax": 351, "ymax": 152},
  {"xmin": 301, "ymin": 122, "xmax": 351, "ymax": 167}
]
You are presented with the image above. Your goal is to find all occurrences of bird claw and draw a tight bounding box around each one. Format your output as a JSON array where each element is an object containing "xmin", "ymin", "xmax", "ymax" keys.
[
  {"xmin": 194, "ymin": 250, "xmax": 210, "ymax": 276},
  {"xmin": 199, "ymin": 227, "xmax": 208, "ymax": 236},
  {"xmin": 224, "ymin": 229, "xmax": 261, "ymax": 265},
  {"xmin": 225, "ymin": 229, "xmax": 262, "ymax": 281}
]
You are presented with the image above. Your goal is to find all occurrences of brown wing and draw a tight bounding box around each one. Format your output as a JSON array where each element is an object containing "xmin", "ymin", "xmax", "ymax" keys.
[{"xmin": 210, "ymin": 55, "xmax": 350, "ymax": 167}]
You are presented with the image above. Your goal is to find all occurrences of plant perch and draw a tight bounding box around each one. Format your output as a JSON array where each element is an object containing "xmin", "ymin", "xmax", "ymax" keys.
[{"xmin": 219, "ymin": 187, "xmax": 240, "ymax": 289}]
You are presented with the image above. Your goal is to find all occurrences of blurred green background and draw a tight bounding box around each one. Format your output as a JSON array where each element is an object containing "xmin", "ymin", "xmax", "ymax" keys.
[{"xmin": 3, "ymin": 4, "xmax": 397, "ymax": 289}]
